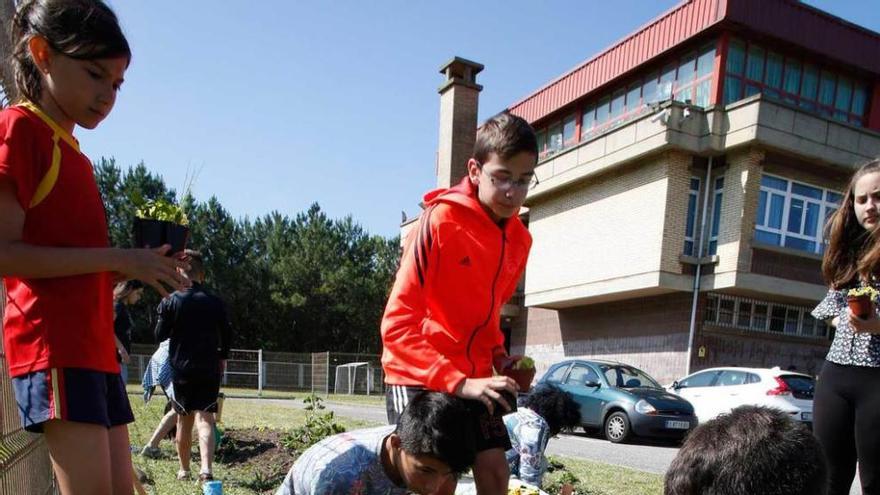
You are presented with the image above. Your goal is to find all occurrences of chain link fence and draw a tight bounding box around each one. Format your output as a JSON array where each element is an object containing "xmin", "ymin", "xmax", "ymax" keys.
[{"xmin": 127, "ymin": 344, "xmax": 384, "ymax": 396}]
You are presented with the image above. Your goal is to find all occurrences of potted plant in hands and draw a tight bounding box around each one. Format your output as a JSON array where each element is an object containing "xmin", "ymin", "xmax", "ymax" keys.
[
  {"xmin": 502, "ymin": 356, "xmax": 537, "ymax": 393},
  {"xmin": 132, "ymin": 193, "xmax": 190, "ymax": 255},
  {"xmin": 847, "ymin": 286, "xmax": 879, "ymax": 319}
]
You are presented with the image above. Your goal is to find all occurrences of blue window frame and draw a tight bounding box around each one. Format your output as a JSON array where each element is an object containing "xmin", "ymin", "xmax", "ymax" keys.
[
  {"xmin": 684, "ymin": 177, "xmax": 701, "ymax": 256},
  {"xmin": 708, "ymin": 177, "xmax": 724, "ymax": 255},
  {"xmin": 754, "ymin": 174, "xmax": 841, "ymax": 254}
]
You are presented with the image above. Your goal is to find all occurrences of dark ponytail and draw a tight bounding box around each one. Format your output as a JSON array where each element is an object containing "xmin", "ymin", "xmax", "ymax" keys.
[{"xmin": 10, "ymin": 0, "xmax": 130, "ymax": 103}]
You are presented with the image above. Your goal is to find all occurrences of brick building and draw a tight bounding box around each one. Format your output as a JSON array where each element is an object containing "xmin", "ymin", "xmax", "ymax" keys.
[{"xmin": 421, "ymin": 0, "xmax": 880, "ymax": 384}]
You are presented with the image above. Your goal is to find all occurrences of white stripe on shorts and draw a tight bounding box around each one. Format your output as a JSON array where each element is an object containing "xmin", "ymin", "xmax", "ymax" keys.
[
  {"xmin": 396, "ymin": 385, "xmax": 405, "ymax": 413},
  {"xmin": 392, "ymin": 385, "xmax": 401, "ymax": 414}
]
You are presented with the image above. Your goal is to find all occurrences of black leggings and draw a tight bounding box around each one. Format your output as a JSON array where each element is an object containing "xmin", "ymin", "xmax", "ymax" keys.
[{"xmin": 814, "ymin": 361, "xmax": 880, "ymax": 495}]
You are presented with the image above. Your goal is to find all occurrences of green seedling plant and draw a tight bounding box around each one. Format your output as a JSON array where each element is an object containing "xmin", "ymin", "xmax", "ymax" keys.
[
  {"xmin": 132, "ymin": 191, "xmax": 189, "ymax": 226},
  {"xmin": 513, "ymin": 356, "xmax": 536, "ymax": 370},
  {"xmin": 848, "ymin": 286, "xmax": 880, "ymax": 299},
  {"xmin": 280, "ymin": 394, "xmax": 346, "ymax": 457}
]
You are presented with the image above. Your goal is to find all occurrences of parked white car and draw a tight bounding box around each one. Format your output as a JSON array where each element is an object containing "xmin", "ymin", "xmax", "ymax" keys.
[{"xmin": 666, "ymin": 367, "xmax": 814, "ymax": 426}]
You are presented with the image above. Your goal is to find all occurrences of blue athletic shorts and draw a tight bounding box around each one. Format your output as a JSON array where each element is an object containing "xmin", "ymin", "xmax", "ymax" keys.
[{"xmin": 11, "ymin": 368, "xmax": 135, "ymax": 432}]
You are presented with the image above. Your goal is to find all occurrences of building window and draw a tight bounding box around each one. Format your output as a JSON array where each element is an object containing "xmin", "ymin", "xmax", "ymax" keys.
[
  {"xmin": 684, "ymin": 177, "xmax": 700, "ymax": 256},
  {"xmin": 562, "ymin": 114, "xmax": 577, "ymax": 146},
  {"xmin": 537, "ymin": 114, "xmax": 577, "ymax": 158},
  {"xmin": 610, "ymin": 89, "xmax": 626, "ymax": 122},
  {"xmin": 754, "ymin": 174, "xmax": 841, "ymax": 254},
  {"xmin": 683, "ymin": 174, "xmax": 723, "ymax": 256},
  {"xmin": 723, "ymin": 38, "xmax": 869, "ymax": 126},
  {"xmin": 581, "ymin": 105, "xmax": 595, "ymax": 140},
  {"xmin": 537, "ymin": 42, "xmax": 717, "ymax": 161},
  {"xmin": 705, "ymin": 293, "xmax": 830, "ymax": 339},
  {"xmin": 709, "ymin": 176, "xmax": 724, "ymax": 255}
]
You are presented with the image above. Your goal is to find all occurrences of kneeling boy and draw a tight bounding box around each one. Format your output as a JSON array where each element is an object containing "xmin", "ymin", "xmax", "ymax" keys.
[{"xmin": 276, "ymin": 391, "xmax": 476, "ymax": 495}]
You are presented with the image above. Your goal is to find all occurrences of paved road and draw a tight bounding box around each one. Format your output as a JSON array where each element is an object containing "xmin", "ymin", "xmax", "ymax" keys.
[{"xmin": 245, "ymin": 398, "xmax": 860, "ymax": 494}]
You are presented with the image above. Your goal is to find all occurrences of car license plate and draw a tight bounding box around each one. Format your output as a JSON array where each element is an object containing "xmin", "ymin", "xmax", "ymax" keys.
[
  {"xmin": 665, "ymin": 420, "xmax": 690, "ymax": 430},
  {"xmin": 801, "ymin": 412, "xmax": 812, "ymax": 421}
]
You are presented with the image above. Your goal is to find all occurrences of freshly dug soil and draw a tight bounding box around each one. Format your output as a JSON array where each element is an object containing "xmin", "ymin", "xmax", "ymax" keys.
[{"xmin": 215, "ymin": 427, "xmax": 294, "ymax": 492}]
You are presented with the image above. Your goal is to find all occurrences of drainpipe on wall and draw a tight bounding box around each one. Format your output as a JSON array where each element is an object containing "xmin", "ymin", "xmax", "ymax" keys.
[{"xmin": 685, "ymin": 156, "xmax": 714, "ymax": 375}]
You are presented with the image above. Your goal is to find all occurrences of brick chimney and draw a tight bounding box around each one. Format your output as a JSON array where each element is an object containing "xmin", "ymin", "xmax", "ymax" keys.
[{"xmin": 436, "ymin": 57, "xmax": 483, "ymax": 189}]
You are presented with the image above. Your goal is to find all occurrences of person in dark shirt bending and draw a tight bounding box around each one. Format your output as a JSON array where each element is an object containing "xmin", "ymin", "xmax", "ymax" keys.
[{"xmin": 155, "ymin": 249, "xmax": 231, "ymax": 482}]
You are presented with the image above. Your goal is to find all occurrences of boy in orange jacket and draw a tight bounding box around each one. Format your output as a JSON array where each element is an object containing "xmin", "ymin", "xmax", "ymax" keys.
[{"xmin": 381, "ymin": 112, "xmax": 538, "ymax": 495}]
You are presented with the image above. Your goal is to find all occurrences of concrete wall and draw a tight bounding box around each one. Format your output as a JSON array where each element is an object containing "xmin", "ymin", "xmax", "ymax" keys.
[
  {"xmin": 525, "ymin": 155, "xmax": 687, "ymax": 307},
  {"xmin": 695, "ymin": 327, "xmax": 829, "ymax": 377}
]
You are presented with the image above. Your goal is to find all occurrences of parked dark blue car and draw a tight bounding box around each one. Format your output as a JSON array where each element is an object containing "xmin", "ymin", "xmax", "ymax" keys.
[{"xmin": 538, "ymin": 359, "xmax": 697, "ymax": 443}]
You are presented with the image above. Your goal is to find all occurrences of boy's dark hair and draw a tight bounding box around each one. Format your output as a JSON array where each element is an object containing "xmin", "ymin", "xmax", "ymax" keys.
[
  {"xmin": 395, "ymin": 392, "xmax": 476, "ymax": 475},
  {"xmin": 11, "ymin": 0, "xmax": 131, "ymax": 103},
  {"xmin": 473, "ymin": 112, "xmax": 538, "ymax": 165},
  {"xmin": 183, "ymin": 249, "xmax": 205, "ymax": 279},
  {"xmin": 521, "ymin": 384, "xmax": 581, "ymax": 436},
  {"xmin": 664, "ymin": 406, "xmax": 827, "ymax": 495}
]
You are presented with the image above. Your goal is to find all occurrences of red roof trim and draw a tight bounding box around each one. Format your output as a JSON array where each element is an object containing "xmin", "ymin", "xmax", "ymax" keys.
[
  {"xmin": 509, "ymin": 0, "xmax": 880, "ymax": 124},
  {"xmin": 509, "ymin": 0, "xmax": 725, "ymax": 123}
]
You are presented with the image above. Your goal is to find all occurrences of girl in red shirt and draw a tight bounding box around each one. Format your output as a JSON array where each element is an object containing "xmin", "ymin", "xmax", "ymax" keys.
[{"xmin": 0, "ymin": 1, "xmax": 189, "ymax": 493}]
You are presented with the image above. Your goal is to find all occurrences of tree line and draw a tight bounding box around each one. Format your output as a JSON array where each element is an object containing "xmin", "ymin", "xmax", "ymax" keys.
[{"xmin": 95, "ymin": 158, "xmax": 401, "ymax": 354}]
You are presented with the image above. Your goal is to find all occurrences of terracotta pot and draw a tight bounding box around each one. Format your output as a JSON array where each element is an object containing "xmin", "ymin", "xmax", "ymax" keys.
[
  {"xmin": 133, "ymin": 218, "xmax": 190, "ymax": 255},
  {"xmin": 848, "ymin": 295, "xmax": 873, "ymax": 319},
  {"xmin": 503, "ymin": 368, "xmax": 537, "ymax": 393}
]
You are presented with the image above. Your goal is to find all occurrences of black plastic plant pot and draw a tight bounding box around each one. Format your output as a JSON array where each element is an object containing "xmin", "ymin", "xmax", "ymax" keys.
[{"xmin": 133, "ymin": 217, "xmax": 190, "ymax": 255}]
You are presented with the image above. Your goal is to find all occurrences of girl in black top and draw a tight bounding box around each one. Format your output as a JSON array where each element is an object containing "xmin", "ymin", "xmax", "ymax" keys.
[
  {"xmin": 113, "ymin": 280, "xmax": 143, "ymax": 383},
  {"xmin": 812, "ymin": 159, "xmax": 880, "ymax": 495}
]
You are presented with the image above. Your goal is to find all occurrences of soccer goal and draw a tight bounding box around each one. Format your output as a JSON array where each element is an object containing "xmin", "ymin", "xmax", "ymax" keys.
[{"xmin": 333, "ymin": 362, "xmax": 374, "ymax": 395}]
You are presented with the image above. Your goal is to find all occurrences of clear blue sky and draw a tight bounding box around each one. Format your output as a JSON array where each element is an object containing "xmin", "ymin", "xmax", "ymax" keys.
[{"xmin": 79, "ymin": 1, "xmax": 880, "ymax": 238}]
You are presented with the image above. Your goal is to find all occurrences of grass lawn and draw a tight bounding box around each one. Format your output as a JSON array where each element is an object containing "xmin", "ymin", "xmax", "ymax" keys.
[
  {"xmin": 543, "ymin": 456, "xmax": 663, "ymax": 495},
  {"xmin": 128, "ymin": 397, "xmax": 378, "ymax": 494},
  {"xmin": 128, "ymin": 397, "xmax": 662, "ymax": 495}
]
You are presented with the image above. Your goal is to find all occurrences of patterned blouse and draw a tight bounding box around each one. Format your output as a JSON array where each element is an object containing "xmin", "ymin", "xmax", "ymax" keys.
[{"xmin": 812, "ymin": 285, "xmax": 880, "ymax": 367}]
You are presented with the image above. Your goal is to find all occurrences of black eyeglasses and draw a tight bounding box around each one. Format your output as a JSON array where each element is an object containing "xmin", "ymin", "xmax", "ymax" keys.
[{"xmin": 475, "ymin": 162, "xmax": 539, "ymax": 192}]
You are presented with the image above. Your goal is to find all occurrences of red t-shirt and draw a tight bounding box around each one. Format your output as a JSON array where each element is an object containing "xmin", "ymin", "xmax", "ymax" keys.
[{"xmin": 0, "ymin": 104, "xmax": 117, "ymax": 377}]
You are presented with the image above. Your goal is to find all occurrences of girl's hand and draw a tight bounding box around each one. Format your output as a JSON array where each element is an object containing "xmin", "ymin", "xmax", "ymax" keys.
[
  {"xmin": 117, "ymin": 245, "xmax": 190, "ymax": 297},
  {"xmin": 119, "ymin": 347, "xmax": 131, "ymax": 364},
  {"xmin": 848, "ymin": 305, "xmax": 880, "ymax": 334},
  {"xmin": 454, "ymin": 376, "xmax": 519, "ymax": 415}
]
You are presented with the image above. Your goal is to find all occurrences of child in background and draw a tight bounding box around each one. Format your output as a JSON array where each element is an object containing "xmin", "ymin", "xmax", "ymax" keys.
[
  {"xmin": 113, "ymin": 279, "xmax": 143, "ymax": 384},
  {"xmin": 139, "ymin": 339, "xmax": 178, "ymax": 459},
  {"xmin": 0, "ymin": 1, "xmax": 188, "ymax": 492},
  {"xmin": 276, "ymin": 391, "xmax": 477, "ymax": 495},
  {"xmin": 504, "ymin": 384, "xmax": 581, "ymax": 488},
  {"xmin": 382, "ymin": 112, "xmax": 539, "ymax": 494}
]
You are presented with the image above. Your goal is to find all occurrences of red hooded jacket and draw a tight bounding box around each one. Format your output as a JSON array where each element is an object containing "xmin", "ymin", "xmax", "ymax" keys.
[{"xmin": 381, "ymin": 176, "xmax": 532, "ymax": 394}]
